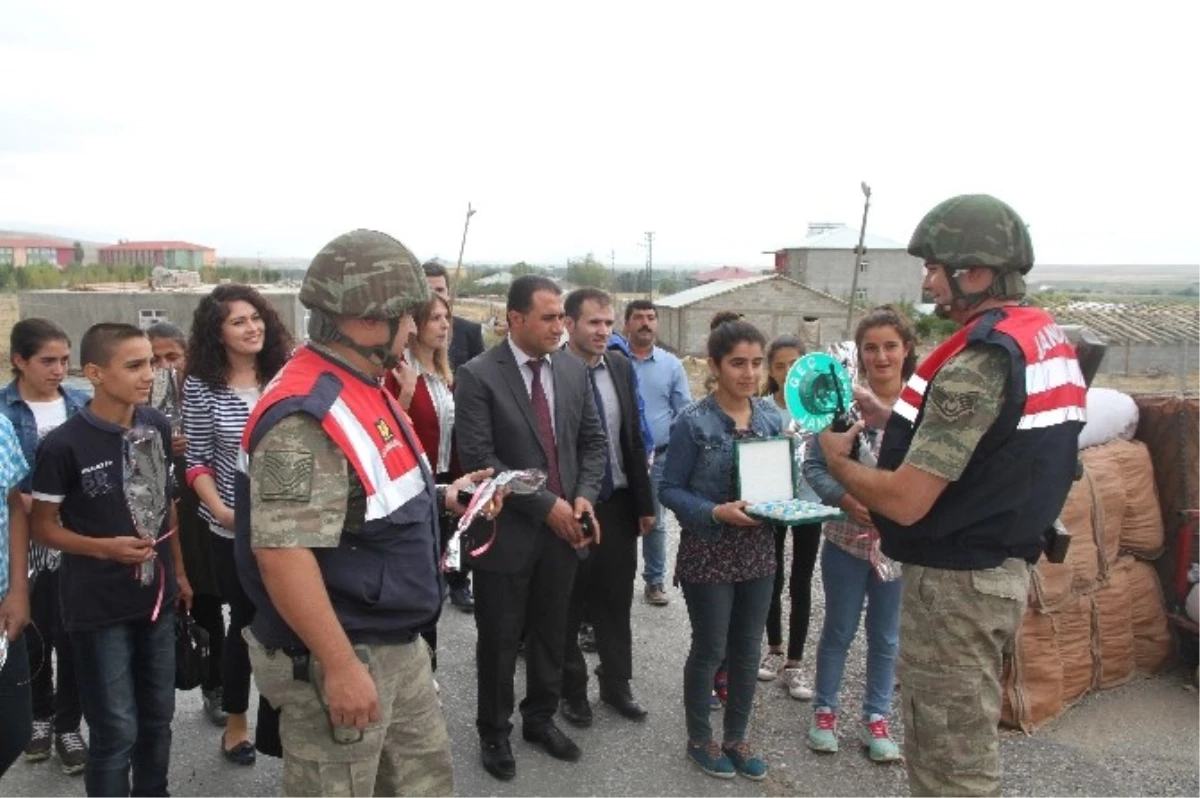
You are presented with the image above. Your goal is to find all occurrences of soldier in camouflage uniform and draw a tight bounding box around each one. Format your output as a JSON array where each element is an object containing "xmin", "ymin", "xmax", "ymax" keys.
[
  {"xmin": 233, "ymin": 229, "xmax": 498, "ymax": 797},
  {"xmin": 818, "ymin": 196, "xmax": 1086, "ymax": 796}
]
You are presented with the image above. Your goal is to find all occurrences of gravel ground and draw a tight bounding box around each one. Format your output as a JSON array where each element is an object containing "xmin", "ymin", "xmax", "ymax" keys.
[{"xmin": 3, "ymin": 511, "xmax": 1196, "ymax": 797}]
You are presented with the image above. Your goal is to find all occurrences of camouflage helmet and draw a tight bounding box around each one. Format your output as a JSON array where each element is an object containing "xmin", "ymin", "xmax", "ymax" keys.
[
  {"xmin": 907, "ymin": 194, "xmax": 1035, "ymax": 275},
  {"xmin": 299, "ymin": 229, "xmax": 429, "ymax": 319}
]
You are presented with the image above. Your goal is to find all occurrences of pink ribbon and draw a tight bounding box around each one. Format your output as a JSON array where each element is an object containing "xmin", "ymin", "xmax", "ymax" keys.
[{"xmin": 132, "ymin": 526, "xmax": 177, "ymax": 623}]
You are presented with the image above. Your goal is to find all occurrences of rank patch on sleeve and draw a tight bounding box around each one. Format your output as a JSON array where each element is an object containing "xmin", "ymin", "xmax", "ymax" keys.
[{"xmin": 258, "ymin": 450, "xmax": 315, "ymax": 502}]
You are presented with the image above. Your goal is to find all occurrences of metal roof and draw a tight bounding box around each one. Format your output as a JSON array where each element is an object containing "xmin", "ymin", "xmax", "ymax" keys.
[
  {"xmin": 776, "ymin": 225, "xmax": 906, "ymax": 252},
  {"xmin": 100, "ymin": 241, "xmax": 214, "ymax": 251},
  {"xmin": 656, "ymin": 274, "xmax": 847, "ymax": 309}
]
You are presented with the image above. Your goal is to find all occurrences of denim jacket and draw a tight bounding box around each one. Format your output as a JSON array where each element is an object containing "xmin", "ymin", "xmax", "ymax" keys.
[
  {"xmin": 0, "ymin": 379, "xmax": 90, "ymax": 494},
  {"xmin": 658, "ymin": 393, "xmax": 783, "ymax": 541}
]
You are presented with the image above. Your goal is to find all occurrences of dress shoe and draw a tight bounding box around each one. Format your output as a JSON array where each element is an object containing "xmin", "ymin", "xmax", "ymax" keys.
[
  {"xmin": 480, "ymin": 739, "xmax": 516, "ymax": 781},
  {"xmin": 600, "ymin": 682, "xmax": 649, "ymax": 720},
  {"xmin": 522, "ymin": 721, "xmax": 581, "ymax": 762},
  {"xmin": 560, "ymin": 696, "xmax": 594, "ymax": 728}
]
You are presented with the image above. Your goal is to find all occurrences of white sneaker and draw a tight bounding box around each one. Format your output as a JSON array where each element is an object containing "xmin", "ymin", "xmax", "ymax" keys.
[
  {"xmin": 781, "ymin": 667, "xmax": 813, "ymax": 700},
  {"xmin": 757, "ymin": 652, "xmax": 785, "ymax": 681}
]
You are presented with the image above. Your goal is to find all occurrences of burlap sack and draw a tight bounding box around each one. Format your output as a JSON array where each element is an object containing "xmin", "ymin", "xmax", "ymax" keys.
[
  {"xmin": 1059, "ymin": 469, "xmax": 1104, "ymax": 593},
  {"xmin": 1079, "ymin": 444, "xmax": 1129, "ymax": 567},
  {"xmin": 1109, "ymin": 440, "xmax": 1166, "ymax": 558},
  {"xmin": 1055, "ymin": 594, "xmax": 1098, "ymax": 706},
  {"xmin": 1133, "ymin": 396, "xmax": 1199, "ymax": 588},
  {"xmin": 1127, "ymin": 557, "xmax": 1174, "ymax": 675},
  {"xmin": 1091, "ymin": 559, "xmax": 1136, "ymax": 689},
  {"xmin": 1029, "ymin": 558, "xmax": 1075, "ymax": 612},
  {"xmin": 1001, "ymin": 607, "xmax": 1064, "ymax": 732}
]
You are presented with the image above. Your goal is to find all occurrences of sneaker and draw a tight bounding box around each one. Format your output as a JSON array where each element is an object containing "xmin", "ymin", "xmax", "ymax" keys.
[
  {"xmin": 24, "ymin": 719, "xmax": 52, "ymax": 762},
  {"xmin": 713, "ymin": 668, "xmax": 729, "ymax": 707},
  {"xmin": 860, "ymin": 714, "xmax": 902, "ymax": 763},
  {"xmin": 686, "ymin": 741, "xmax": 735, "ymax": 779},
  {"xmin": 709, "ymin": 691, "xmax": 722, "ymax": 711},
  {"xmin": 757, "ymin": 651, "xmax": 785, "ymax": 681},
  {"xmin": 55, "ymin": 730, "xmax": 88, "ymax": 776},
  {"xmin": 644, "ymin": 583, "xmax": 669, "ymax": 606},
  {"xmin": 449, "ymin": 584, "xmax": 475, "ymax": 613},
  {"xmin": 202, "ymin": 687, "xmax": 229, "ymax": 727},
  {"xmin": 578, "ymin": 623, "xmax": 598, "ymax": 653},
  {"xmin": 781, "ymin": 667, "xmax": 813, "ymax": 700},
  {"xmin": 722, "ymin": 741, "xmax": 768, "ymax": 780},
  {"xmin": 807, "ymin": 707, "xmax": 839, "ymax": 753}
]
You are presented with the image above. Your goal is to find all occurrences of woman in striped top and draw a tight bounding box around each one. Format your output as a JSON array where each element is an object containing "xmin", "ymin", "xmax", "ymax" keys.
[
  {"xmin": 384, "ymin": 293, "xmax": 462, "ymax": 666},
  {"xmin": 801, "ymin": 305, "xmax": 917, "ymax": 763},
  {"xmin": 183, "ymin": 284, "xmax": 291, "ymax": 765}
]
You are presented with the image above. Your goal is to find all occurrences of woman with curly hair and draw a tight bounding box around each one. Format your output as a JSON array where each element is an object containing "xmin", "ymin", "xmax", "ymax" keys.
[{"xmin": 183, "ymin": 284, "xmax": 291, "ymax": 765}]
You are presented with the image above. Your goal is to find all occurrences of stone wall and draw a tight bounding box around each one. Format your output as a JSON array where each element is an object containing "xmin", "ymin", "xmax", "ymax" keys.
[{"xmin": 0, "ymin": 294, "xmax": 19, "ymax": 367}]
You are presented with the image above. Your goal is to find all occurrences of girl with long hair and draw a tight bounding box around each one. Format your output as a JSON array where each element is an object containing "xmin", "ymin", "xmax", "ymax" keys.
[
  {"xmin": 801, "ymin": 305, "xmax": 918, "ymax": 762},
  {"xmin": 660, "ymin": 315, "xmax": 781, "ymax": 781},
  {"xmin": 183, "ymin": 284, "xmax": 291, "ymax": 764}
]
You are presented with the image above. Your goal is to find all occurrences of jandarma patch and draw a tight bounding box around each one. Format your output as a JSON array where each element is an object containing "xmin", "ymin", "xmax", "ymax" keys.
[{"xmin": 258, "ymin": 451, "xmax": 315, "ymax": 501}]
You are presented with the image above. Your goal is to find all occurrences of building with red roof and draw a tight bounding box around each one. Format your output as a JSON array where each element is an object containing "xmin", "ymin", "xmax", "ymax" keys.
[
  {"xmin": 99, "ymin": 240, "xmax": 216, "ymax": 269},
  {"xmin": 689, "ymin": 265, "xmax": 761, "ymax": 285}
]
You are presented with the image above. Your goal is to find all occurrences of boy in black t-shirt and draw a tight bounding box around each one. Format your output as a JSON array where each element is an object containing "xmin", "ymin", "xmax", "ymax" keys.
[{"xmin": 31, "ymin": 323, "xmax": 192, "ymax": 797}]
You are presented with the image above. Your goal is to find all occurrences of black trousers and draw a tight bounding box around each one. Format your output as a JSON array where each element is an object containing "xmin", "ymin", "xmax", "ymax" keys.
[
  {"xmin": 28, "ymin": 569, "xmax": 82, "ymax": 732},
  {"xmin": 766, "ymin": 523, "xmax": 821, "ymax": 662},
  {"xmin": 0, "ymin": 631, "xmax": 32, "ymax": 777},
  {"xmin": 473, "ymin": 530, "xmax": 577, "ymax": 742},
  {"xmin": 210, "ymin": 533, "xmax": 255, "ymax": 715},
  {"xmin": 189, "ymin": 593, "xmax": 226, "ymax": 692},
  {"xmin": 562, "ymin": 489, "xmax": 638, "ymax": 699}
]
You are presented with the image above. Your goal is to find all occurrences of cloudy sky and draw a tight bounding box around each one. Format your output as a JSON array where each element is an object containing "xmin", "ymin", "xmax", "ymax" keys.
[{"xmin": 1, "ymin": 1, "xmax": 1196, "ymax": 268}]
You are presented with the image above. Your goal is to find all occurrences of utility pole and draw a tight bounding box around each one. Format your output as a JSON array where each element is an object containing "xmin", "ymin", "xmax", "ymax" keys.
[
  {"xmin": 845, "ymin": 182, "xmax": 872, "ymax": 337},
  {"xmin": 453, "ymin": 202, "xmax": 476, "ymax": 299},
  {"xmin": 644, "ymin": 231, "xmax": 655, "ymax": 299},
  {"xmin": 610, "ymin": 249, "xmax": 616, "ymax": 289},
  {"xmin": 256, "ymin": 250, "xmax": 264, "ymax": 284}
]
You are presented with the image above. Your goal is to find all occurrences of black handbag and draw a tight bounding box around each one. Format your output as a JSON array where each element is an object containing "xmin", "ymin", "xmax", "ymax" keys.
[{"xmin": 175, "ymin": 612, "xmax": 210, "ymax": 691}]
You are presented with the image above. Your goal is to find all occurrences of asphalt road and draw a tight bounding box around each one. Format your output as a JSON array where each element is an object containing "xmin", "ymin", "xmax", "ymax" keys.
[{"xmin": 3, "ymin": 518, "xmax": 1197, "ymax": 797}]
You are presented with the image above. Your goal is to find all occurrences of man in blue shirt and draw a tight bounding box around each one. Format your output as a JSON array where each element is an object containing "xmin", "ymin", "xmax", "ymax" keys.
[{"xmin": 621, "ymin": 300, "xmax": 691, "ymax": 606}]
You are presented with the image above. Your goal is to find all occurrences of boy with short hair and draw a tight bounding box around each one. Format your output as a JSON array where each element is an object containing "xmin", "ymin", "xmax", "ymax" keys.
[{"xmin": 30, "ymin": 323, "xmax": 191, "ymax": 797}]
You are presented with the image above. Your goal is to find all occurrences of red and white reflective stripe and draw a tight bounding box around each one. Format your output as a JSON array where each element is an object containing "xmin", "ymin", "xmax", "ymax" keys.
[
  {"xmin": 1017, "ymin": 404, "xmax": 1087, "ymax": 430},
  {"xmin": 1025, "ymin": 356, "xmax": 1086, "ymax": 395},
  {"xmin": 326, "ymin": 399, "xmax": 427, "ymax": 521},
  {"xmin": 236, "ymin": 448, "xmax": 249, "ymax": 475},
  {"xmin": 893, "ymin": 398, "xmax": 920, "ymax": 423}
]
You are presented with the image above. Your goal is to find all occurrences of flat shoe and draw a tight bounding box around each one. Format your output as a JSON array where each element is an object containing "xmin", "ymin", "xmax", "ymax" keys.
[{"xmin": 220, "ymin": 732, "xmax": 257, "ymax": 766}]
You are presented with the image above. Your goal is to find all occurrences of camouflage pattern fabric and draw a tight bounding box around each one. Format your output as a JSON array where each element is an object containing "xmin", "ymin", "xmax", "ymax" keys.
[
  {"xmin": 905, "ymin": 347, "xmax": 1009, "ymax": 482},
  {"xmin": 907, "ymin": 194, "xmax": 1035, "ymax": 274},
  {"xmin": 897, "ymin": 559, "xmax": 1030, "ymax": 797},
  {"xmin": 250, "ymin": 414, "xmax": 358, "ymax": 549},
  {"xmin": 246, "ymin": 630, "xmax": 453, "ymax": 797},
  {"xmin": 300, "ymin": 229, "xmax": 430, "ymax": 320}
]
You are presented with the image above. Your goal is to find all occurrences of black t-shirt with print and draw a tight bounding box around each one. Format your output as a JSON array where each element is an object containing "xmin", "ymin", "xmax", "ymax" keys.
[{"xmin": 32, "ymin": 405, "xmax": 178, "ymax": 632}]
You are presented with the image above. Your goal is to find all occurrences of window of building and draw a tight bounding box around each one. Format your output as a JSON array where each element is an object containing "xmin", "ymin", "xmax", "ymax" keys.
[
  {"xmin": 138, "ymin": 309, "xmax": 169, "ymax": 329},
  {"xmin": 0, "ymin": 248, "xmax": 12, "ymax": 265},
  {"xmin": 854, "ymin": 288, "xmax": 868, "ymax": 302},
  {"xmin": 858, "ymin": 259, "xmax": 870, "ymax": 273}
]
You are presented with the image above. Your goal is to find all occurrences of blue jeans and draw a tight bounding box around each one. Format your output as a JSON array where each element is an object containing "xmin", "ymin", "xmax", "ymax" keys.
[
  {"xmin": 681, "ymin": 574, "xmax": 774, "ymax": 744},
  {"xmin": 813, "ymin": 541, "xmax": 901, "ymax": 719},
  {"xmin": 71, "ymin": 610, "xmax": 176, "ymax": 797},
  {"xmin": 642, "ymin": 456, "xmax": 668, "ymax": 586}
]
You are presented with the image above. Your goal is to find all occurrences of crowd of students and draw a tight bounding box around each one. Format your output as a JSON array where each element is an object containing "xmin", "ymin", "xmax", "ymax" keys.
[{"xmin": 0, "ymin": 281, "xmax": 916, "ymax": 794}]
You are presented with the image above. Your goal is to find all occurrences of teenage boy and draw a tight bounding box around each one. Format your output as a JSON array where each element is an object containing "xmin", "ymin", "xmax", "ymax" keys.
[{"xmin": 30, "ymin": 323, "xmax": 192, "ymax": 797}]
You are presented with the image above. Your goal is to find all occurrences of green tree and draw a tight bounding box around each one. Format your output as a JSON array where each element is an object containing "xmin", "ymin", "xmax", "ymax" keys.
[
  {"xmin": 566, "ymin": 253, "xmax": 611, "ymax": 289},
  {"xmin": 657, "ymin": 274, "xmax": 681, "ymax": 296},
  {"xmin": 72, "ymin": 241, "xmax": 85, "ymax": 266},
  {"xmin": 510, "ymin": 261, "xmax": 541, "ymax": 277}
]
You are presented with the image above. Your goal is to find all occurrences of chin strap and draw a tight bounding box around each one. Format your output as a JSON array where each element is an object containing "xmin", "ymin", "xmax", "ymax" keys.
[
  {"xmin": 309, "ymin": 309, "xmax": 402, "ymax": 370},
  {"xmin": 943, "ymin": 267, "xmax": 1026, "ymax": 314}
]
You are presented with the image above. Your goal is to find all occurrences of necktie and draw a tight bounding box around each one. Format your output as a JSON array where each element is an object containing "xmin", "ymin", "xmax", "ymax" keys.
[
  {"xmin": 526, "ymin": 359, "xmax": 563, "ymax": 497},
  {"xmin": 589, "ymin": 368, "xmax": 615, "ymax": 502}
]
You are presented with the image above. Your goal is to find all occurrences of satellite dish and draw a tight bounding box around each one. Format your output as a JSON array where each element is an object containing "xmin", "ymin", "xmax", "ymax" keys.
[{"xmin": 783, "ymin": 353, "xmax": 853, "ymax": 433}]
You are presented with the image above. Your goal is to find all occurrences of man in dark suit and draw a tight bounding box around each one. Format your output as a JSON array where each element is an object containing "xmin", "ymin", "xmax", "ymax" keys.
[
  {"xmin": 424, "ymin": 261, "xmax": 485, "ymax": 612},
  {"xmin": 423, "ymin": 261, "xmax": 485, "ymax": 374},
  {"xmin": 454, "ymin": 275, "xmax": 608, "ymax": 781},
  {"xmin": 558, "ymin": 289, "xmax": 656, "ymax": 729}
]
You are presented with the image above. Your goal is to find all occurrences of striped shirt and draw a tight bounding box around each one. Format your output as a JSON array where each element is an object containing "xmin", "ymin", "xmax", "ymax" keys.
[{"xmin": 183, "ymin": 376, "xmax": 259, "ymax": 539}]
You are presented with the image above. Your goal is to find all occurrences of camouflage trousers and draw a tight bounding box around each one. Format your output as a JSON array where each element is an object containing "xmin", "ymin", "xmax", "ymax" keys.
[
  {"xmin": 246, "ymin": 630, "xmax": 453, "ymax": 797},
  {"xmin": 897, "ymin": 558, "xmax": 1029, "ymax": 797}
]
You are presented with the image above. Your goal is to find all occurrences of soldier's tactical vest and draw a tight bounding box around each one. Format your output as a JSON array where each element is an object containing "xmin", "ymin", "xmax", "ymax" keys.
[
  {"xmin": 234, "ymin": 345, "xmax": 442, "ymax": 649},
  {"xmin": 874, "ymin": 306, "xmax": 1086, "ymax": 570}
]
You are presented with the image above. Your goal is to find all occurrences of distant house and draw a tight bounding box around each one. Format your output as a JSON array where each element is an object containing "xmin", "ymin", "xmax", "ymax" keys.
[
  {"xmin": 653, "ymin": 274, "xmax": 862, "ymax": 356},
  {"xmin": 689, "ymin": 266, "xmax": 760, "ymax": 285},
  {"xmin": 0, "ymin": 237, "xmax": 78, "ymax": 268},
  {"xmin": 98, "ymin": 240, "xmax": 216, "ymax": 269},
  {"xmin": 770, "ymin": 223, "xmax": 923, "ymax": 305},
  {"xmin": 476, "ymin": 272, "xmax": 514, "ymax": 288}
]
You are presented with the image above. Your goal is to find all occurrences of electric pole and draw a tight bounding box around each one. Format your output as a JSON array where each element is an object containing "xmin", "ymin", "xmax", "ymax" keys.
[
  {"xmin": 845, "ymin": 183, "xmax": 872, "ymax": 337},
  {"xmin": 610, "ymin": 249, "xmax": 616, "ymax": 290},
  {"xmin": 453, "ymin": 202, "xmax": 476, "ymax": 299},
  {"xmin": 644, "ymin": 231, "xmax": 655, "ymax": 299}
]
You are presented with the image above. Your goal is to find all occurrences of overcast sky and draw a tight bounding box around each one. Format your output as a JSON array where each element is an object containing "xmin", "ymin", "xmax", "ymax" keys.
[{"xmin": 2, "ymin": 1, "xmax": 1196, "ymax": 268}]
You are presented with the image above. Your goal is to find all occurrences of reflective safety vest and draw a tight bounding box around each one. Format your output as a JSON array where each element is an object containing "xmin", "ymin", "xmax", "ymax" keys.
[
  {"xmin": 874, "ymin": 306, "xmax": 1086, "ymax": 570},
  {"xmin": 234, "ymin": 346, "xmax": 442, "ymax": 649}
]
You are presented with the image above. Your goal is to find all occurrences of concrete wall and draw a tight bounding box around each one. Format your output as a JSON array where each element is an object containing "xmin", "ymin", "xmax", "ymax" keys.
[
  {"xmin": 659, "ymin": 278, "xmax": 859, "ymax": 356},
  {"xmin": 0, "ymin": 294, "xmax": 19, "ymax": 367},
  {"xmin": 783, "ymin": 247, "xmax": 924, "ymax": 305},
  {"xmin": 1099, "ymin": 340, "xmax": 1199, "ymax": 376},
  {"xmin": 17, "ymin": 289, "xmax": 306, "ymax": 365}
]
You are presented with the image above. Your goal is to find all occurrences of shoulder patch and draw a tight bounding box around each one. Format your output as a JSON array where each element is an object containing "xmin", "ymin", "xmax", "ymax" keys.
[{"xmin": 258, "ymin": 450, "xmax": 315, "ymax": 502}]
